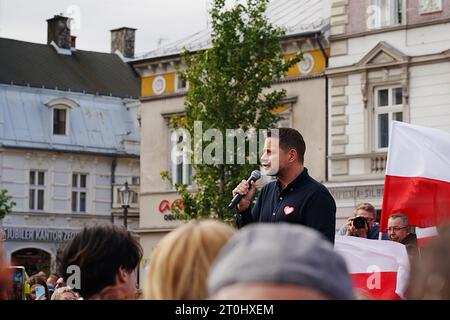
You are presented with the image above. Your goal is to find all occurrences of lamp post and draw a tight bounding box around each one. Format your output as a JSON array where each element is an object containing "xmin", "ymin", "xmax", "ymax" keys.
[{"xmin": 120, "ymin": 181, "xmax": 132, "ymax": 228}]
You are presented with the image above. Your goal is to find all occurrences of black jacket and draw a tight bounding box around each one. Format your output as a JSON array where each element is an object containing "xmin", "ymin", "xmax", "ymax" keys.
[
  {"xmin": 401, "ymin": 233, "xmax": 419, "ymax": 259},
  {"xmin": 236, "ymin": 168, "xmax": 336, "ymax": 243}
]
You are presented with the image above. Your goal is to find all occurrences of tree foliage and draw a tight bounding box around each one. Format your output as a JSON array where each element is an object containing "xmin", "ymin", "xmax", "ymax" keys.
[
  {"xmin": 162, "ymin": 0, "xmax": 302, "ymax": 221},
  {"xmin": 0, "ymin": 189, "xmax": 15, "ymax": 220}
]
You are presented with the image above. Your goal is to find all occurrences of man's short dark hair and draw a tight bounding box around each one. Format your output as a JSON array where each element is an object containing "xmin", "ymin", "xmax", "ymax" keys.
[
  {"xmin": 268, "ymin": 128, "xmax": 306, "ymax": 163},
  {"xmin": 58, "ymin": 224, "xmax": 143, "ymax": 298}
]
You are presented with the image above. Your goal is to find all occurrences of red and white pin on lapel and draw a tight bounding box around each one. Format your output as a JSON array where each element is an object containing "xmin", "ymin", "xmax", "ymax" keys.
[{"xmin": 283, "ymin": 206, "xmax": 295, "ymax": 215}]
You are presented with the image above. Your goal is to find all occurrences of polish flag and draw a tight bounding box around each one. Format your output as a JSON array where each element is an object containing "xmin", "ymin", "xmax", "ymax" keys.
[
  {"xmin": 380, "ymin": 121, "xmax": 450, "ymax": 232},
  {"xmin": 335, "ymin": 236, "xmax": 410, "ymax": 300}
]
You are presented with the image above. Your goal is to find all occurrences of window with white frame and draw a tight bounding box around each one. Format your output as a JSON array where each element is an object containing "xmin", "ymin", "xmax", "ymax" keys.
[
  {"xmin": 72, "ymin": 173, "xmax": 87, "ymax": 213},
  {"xmin": 170, "ymin": 129, "xmax": 192, "ymax": 186},
  {"xmin": 53, "ymin": 108, "xmax": 67, "ymax": 135},
  {"xmin": 368, "ymin": 0, "xmax": 403, "ymax": 30},
  {"xmin": 29, "ymin": 170, "xmax": 45, "ymax": 211},
  {"xmin": 374, "ymin": 86, "xmax": 403, "ymax": 149},
  {"xmin": 175, "ymin": 74, "xmax": 187, "ymax": 92}
]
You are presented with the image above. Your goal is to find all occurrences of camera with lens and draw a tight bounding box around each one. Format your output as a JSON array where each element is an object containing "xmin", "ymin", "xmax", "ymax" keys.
[{"xmin": 352, "ymin": 216, "xmax": 368, "ymax": 229}]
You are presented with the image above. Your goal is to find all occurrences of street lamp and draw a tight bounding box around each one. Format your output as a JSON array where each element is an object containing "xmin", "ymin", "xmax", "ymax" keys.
[{"xmin": 120, "ymin": 181, "xmax": 132, "ymax": 228}]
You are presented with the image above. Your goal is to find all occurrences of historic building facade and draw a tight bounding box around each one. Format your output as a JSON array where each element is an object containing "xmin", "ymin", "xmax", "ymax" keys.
[
  {"xmin": 131, "ymin": 0, "xmax": 331, "ymax": 287},
  {"xmin": 0, "ymin": 15, "xmax": 141, "ymax": 275},
  {"xmin": 326, "ymin": 0, "xmax": 450, "ymax": 226}
]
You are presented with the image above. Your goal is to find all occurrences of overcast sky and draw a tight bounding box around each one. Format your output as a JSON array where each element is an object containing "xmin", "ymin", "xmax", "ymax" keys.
[{"xmin": 0, "ymin": 0, "xmax": 211, "ymax": 55}]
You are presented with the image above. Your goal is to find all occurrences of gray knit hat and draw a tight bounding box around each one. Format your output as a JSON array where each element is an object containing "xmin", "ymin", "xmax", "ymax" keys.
[{"xmin": 208, "ymin": 223, "xmax": 354, "ymax": 299}]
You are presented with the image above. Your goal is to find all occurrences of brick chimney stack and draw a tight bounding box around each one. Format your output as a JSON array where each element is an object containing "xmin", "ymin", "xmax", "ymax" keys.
[
  {"xmin": 110, "ymin": 27, "xmax": 136, "ymax": 59},
  {"xmin": 47, "ymin": 15, "xmax": 71, "ymax": 49}
]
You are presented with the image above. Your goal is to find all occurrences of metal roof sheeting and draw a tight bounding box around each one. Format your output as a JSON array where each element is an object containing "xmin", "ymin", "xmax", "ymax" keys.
[
  {"xmin": 0, "ymin": 84, "xmax": 140, "ymax": 156},
  {"xmin": 135, "ymin": 0, "xmax": 330, "ymax": 60}
]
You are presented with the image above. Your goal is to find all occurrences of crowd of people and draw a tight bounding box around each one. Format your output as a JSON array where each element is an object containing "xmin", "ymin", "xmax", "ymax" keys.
[
  {"xmin": 1, "ymin": 204, "xmax": 449, "ymax": 300},
  {"xmin": 0, "ymin": 269, "xmax": 79, "ymax": 300},
  {"xmin": 0, "ymin": 128, "xmax": 448, "ymax": 300}
]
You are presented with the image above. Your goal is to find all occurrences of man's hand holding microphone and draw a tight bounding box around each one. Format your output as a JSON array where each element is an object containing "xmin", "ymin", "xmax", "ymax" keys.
[{"xmin": 228, "ymin": 170, "xmax": 261, "ymax": 211}]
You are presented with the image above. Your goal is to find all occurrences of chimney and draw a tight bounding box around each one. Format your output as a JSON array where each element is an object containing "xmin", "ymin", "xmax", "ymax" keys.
[
  {"xmin": 110, "ymin": 27, "xmax": 136, "ymax": 59},
  {"xmin": 47, "ymin": 15, "xmax": 71, "ymax": 49},
  {"xmin": 71, "ymin": 35, "xmax": 77, "ymax": 48}
]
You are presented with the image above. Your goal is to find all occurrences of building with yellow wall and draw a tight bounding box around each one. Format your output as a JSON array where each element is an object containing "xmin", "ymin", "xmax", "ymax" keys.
[{"xmin": 130, "ymin": 0, "xmax": 331, "ymax": 288}]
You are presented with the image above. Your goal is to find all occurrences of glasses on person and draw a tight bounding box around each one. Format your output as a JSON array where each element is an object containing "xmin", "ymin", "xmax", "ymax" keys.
[{"xmin": 388, "ymin": 226, "xmax": 408, "ymax": 232}]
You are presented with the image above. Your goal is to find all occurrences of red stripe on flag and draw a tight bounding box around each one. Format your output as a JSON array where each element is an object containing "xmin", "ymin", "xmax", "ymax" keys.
[
  {"xmin": 380, "ymin": 175, "xmax": 450, "ymax": 231},
  {"xmin": 416, "ymin": 236, "xmax": 437, "ymax": 248},
  {"xmin": 351, "ymin": 272, "xmax": 401, "ymax": 300}
]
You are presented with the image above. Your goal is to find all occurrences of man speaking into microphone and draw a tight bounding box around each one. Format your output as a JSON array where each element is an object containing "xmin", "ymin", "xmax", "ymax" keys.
[{"xmin": 232, "ymin": 128, "xmax": 336, "ymax": 243}]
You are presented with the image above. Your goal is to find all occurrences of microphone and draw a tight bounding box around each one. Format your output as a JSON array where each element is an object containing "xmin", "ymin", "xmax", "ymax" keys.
[{"xmin": 228, "ymin": 170, "xmax": 261, "ymax": 209}]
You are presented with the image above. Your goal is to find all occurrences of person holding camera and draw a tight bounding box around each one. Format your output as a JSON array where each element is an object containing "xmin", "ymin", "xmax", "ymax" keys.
[
  {"xmin": 338, "ymin": 203, "xmax": 388, "ymax": 239},
  {"xmin": 345, "ymin": 215, "xmax": 371, "ymax": 238}
]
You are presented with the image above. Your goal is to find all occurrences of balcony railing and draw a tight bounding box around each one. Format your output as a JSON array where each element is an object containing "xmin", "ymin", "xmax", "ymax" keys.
[
  {"xmin": 329, "ymin": 152, "xmax": 388, "ymax": 181},
  {"xmin": 371, "ymin": 154, "xmax": 387, "ymax": 174}
]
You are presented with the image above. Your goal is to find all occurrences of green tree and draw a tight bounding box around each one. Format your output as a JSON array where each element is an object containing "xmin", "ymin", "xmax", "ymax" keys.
[
  {"xmin": 0, "ymin": 189, "xmax": 15, "ymax": 220},
  {"xmin": 162, "ymin": 0, "xmax": 301, "ymax": 221}
]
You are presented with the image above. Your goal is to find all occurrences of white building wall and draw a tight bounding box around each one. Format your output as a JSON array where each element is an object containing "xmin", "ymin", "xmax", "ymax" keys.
[
  {"xmin": 409, "ymin": 62, "xmax": 450, "ymax": 133},
  {"xmin": 1, "ymin": 149, "xmax": 140, "ymax": 270},
  {"xmin": 0, "ymin": 150, "xmax": 140, "ymax": 216},
  {"xmin": 331, "ymin": 23, "xmax": 450, "ymax": 68},
  {"xmin": 345, "ymin": 73, "xmax": 366, "ymax": 155}
]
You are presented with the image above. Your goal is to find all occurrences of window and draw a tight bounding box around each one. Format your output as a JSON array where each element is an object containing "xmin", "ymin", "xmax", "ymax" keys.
[
  {"xmin": 53, "ymin": 108, "xmax": 67, "ymax": 135},
  {"xmin": 175, "ymin": 75, "xmax": 187, "ymax": 92},
  {"xmin": 368, "ymin": 0, "xmax": 403, "ymax": 29},
  {"xmin": 72, "ymin": 173, "xmax": 87, "ymax": 212},
  {"xmin": 29, "ymin": 170, "xmax": 45, "ymax": 211},
  {"xmin": 170, "ymin": 130, "xmax": 192, "ymax": 186},
  {"xmin": 374, "ymin": 87, "xmax": 403, "ymax": 149},
  {"xmin": 132, "ymin": 176, "xmax": 140, "ymax": 185}
]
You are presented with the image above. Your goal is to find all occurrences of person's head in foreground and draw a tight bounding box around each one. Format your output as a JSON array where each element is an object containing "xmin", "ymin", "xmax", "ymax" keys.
[
  {"xmin": 407, "ymin": 226, "xmax": 450, "ymax": 299},
  {"xmin": 145, "ymin": 220, "xmax": 235, "ymax": 300},
  {"xmin": 51, "ymin": 286, "xmax": 78, "ymax": 300},
  {"xmin": 58, "ymin": 224, "xmax": 142, "ymax": 300},
  {"xmin": 208, "ymin": 223, "xmax": 354, "ymax": 300}
]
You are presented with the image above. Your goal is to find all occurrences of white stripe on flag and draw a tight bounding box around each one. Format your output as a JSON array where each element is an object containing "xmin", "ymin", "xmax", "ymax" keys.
[
  {"xmin": 386, "ymin": 121, "xmax": 450, "ymax": 183},
  {"xmin": 335, "ymin": 236, "xmax": 410, "ymax": 299},
  {"xmin": 416, "ymin": 226, "xmax": 438, "ymax": 239}
]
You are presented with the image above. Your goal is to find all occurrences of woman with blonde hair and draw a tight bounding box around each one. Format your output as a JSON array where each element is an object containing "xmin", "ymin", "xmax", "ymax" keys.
[{"xmin": 145, "ymin": 219, "xmax": 235, "ymax": 300}]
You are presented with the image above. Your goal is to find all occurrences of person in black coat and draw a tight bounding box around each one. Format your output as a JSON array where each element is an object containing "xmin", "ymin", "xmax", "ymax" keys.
[{"xmin": 233, "ymin": 128, "xmax": 336, "ymax": 243}]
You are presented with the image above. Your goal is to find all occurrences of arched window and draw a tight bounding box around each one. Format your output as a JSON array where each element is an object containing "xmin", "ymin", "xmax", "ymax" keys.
[{"xmin": 45, "ymin": 97, "xmax": 79, "ymax": 136}]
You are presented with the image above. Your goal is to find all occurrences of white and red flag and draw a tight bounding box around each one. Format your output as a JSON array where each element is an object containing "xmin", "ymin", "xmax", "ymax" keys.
[
  {"xmin": 380, "ymin": 121, "xmax": 450, "ymax": 232},
  {"xmin": 335, "ymin": 236, "xmax": 410, "ymax": 300}
]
